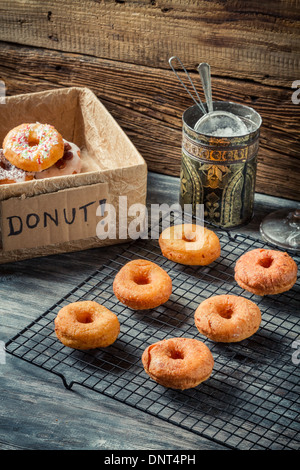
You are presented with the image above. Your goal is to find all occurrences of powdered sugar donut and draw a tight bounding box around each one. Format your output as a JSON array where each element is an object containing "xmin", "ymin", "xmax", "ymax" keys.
[
  {"xmin": 35, "ymin": 140, "xmax": 82, "ymax": 179},
  {"xmin": 0, "ymin": 149, "xmax": 34, "ymax": 185}
]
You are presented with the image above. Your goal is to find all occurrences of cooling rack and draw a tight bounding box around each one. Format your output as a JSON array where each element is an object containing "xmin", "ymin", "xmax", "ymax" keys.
[{"xmin": 5, "ymin": 214, "xmax": 300, "ymax": 450}]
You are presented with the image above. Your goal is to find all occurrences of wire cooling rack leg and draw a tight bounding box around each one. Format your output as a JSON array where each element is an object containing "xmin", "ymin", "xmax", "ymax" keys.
[{"xmin": 60, "ymin": 375, "xmax": 75, "ymax": 390}]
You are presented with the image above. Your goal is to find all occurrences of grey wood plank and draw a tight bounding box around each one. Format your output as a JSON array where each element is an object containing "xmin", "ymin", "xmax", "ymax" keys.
[{"xmin": 1, "ymin": 356, "xmax": 225, "ymax": 450}]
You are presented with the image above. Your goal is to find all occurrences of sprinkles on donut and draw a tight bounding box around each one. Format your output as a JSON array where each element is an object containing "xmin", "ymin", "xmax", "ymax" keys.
[
  {"xmin": 3, "ymin": 123, "xmax": 64, "ymax": 172},
  {"xmin": 1, "ymin": 123, "xmax": 82, "ymax": 183}
]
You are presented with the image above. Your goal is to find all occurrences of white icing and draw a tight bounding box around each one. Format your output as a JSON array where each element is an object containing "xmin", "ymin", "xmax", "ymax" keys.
[
  {"xmin": 35, "ymin": 140, "xmax": 82, "ymax": 179},
  {"xmin": 0, "ymin": 149, "xmax": 33, "ymax": 183}
]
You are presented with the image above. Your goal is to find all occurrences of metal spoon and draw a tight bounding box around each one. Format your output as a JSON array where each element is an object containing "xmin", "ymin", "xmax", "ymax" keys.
[
  {"xmin": 195, "ymin": 62, "xmax": 248, "ymax": 136},
  {"xmin": 168, "ymin": 56, "xmax": 206, "ymax": 115},
  {"xmin": 197, "ymin": 62, "xmax": 213, "ymax": 113}
]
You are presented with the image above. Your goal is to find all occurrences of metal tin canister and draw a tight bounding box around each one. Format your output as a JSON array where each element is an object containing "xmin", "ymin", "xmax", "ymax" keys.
[{"xmin": 180, "ymin": 101, "xmax": 262, "ymax": 228}]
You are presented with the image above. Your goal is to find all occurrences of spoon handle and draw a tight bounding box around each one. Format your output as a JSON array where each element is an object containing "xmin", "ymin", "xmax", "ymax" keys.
[
  {"xmin": 197, "ymin": 62, "xmax": 213, "ymax": 113},
  {"xmin": 169, "ymin": 56, "xmax": 207, "ymax": 115}
]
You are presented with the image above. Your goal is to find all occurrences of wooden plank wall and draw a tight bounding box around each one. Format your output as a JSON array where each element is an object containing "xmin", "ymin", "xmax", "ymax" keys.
[{"xmin": 0, "ymin": 0, "xmax": 299, "ymax": 200}]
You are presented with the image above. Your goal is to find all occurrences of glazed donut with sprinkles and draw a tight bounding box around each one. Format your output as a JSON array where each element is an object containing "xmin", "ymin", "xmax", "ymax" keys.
[{"xmin": 1, "ymin": 122, "xmax": 82, "ymax": 184}]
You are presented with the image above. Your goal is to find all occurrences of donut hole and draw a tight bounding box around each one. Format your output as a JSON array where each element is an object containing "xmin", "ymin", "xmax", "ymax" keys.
[
  {"xmin": 258, "ymin": 256, "xmax": 273, "ymax": 268},
  {"xmin": 28, "ymin": 131, "xmax": 40, "ymax": 147},
  {"xmin": 182, "ymin": 231, "xmax": 197, "ymax": 242},
  {"xmin": 76, "ymin": 311, "xmax": 94, "ymax": 324},
  {"xmin": 170, "ymin": 348, "xmax": 184, "ymax": 360},
  {"xmin": 132, "ymin": 273, "xmax": 151, "ymax": 285},
  {"xmin": 217, "ymin": 304, "xmax": 234, "ymax": 319},
  {"xmin": 28, "ymin": 138, "xmax": 40, "ymax": 147}
]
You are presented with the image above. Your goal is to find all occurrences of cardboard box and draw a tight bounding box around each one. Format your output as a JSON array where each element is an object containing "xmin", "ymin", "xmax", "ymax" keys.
[{"xmin": 0, "ymin": 87, "xmax": 147, "ymax": 263}]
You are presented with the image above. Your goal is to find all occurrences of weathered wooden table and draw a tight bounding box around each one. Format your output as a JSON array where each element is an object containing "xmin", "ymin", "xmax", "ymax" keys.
[{"xmin": 0, "ymin": 172, "xmax": 299, "ymax": 451}]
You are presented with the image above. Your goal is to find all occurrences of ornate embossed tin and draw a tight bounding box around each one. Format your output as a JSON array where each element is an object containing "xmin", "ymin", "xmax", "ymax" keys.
[{"xmin": 180, "ymin": 102, "xmax": 262, "ymax": 228}]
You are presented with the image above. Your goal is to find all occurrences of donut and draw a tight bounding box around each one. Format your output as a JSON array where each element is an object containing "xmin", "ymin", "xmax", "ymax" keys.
[
  {"xmin": 234, "ymin": 248, "xmax": 298, "ymax": 296},
  {"xmin": 0, "ymin": 149, "xmax": 34, "ymax": 184},
  {"xmin": 54, "ymin": 300, "xmax": 120, "ymax": 350},
  {"xmin": 3, "ymin": 123, "xmax": 64, "ymax": 172},
  {"xmin": 142, "ymin": 337, "xmax": 214, "ymax": 390},
  {"xmin": 194, "ymin": 294, "xmax": 261, "ymax": 342},
  {"xmin": 35, "ymin": 139, "xmax": 82, "ymax": 179},
  {"xmin": 113, "ymin": 259, "xmax": 172, "ymax": 310},
  {"xmin": 159, "ymin": 223, "xmax": 221, "ymax": 265}
]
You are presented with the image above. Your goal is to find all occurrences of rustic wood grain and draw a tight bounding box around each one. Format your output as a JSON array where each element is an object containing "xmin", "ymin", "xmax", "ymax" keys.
[
  {"xmin": 0, "ymin": 42, "xmax": 299, "ymax": 200},
  {"xmin": 0, "ymin": 0, "xmax": 299, "ymax": 87}
]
